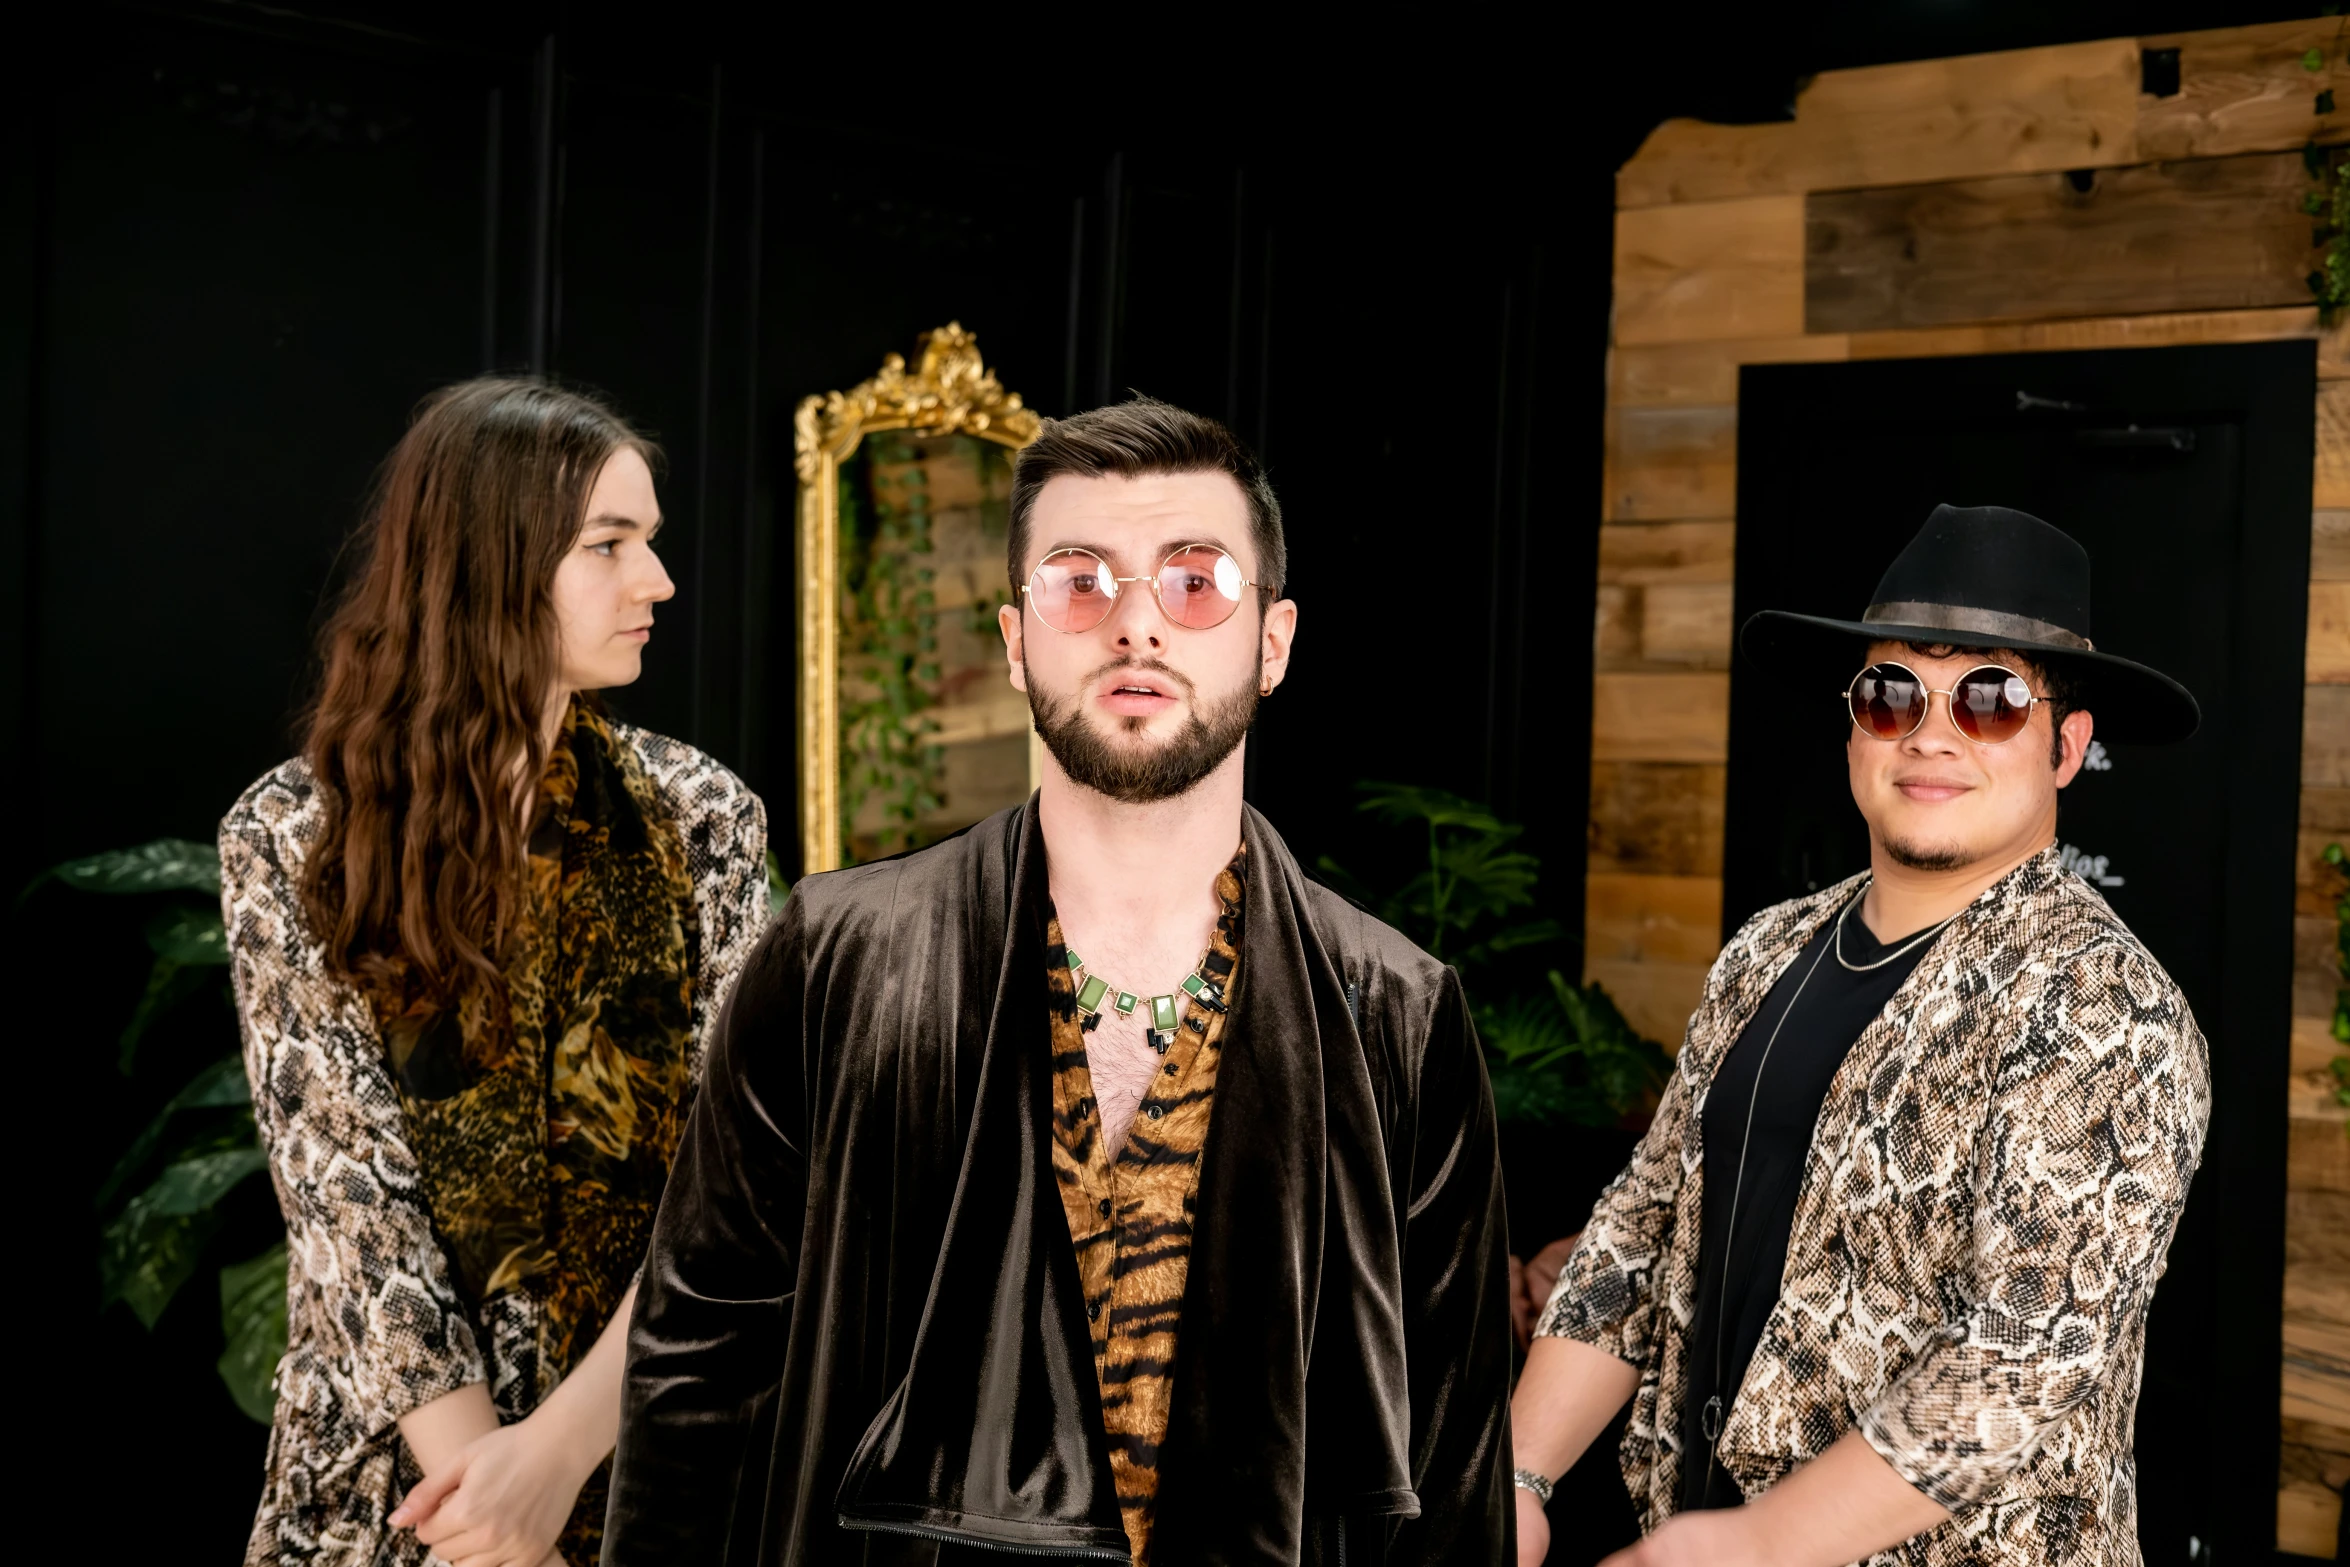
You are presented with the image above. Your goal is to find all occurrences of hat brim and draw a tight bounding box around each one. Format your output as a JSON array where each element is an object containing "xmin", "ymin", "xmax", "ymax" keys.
[{"xmin": 1739, "ymin": 610, "xmax": 2202, "ymax": 746}]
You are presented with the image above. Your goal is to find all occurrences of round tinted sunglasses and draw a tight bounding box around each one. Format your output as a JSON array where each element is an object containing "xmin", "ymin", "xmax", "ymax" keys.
[
  {"xmin": 1844, "ymin": 661, "xmax": 2045, "ymax": 745},
  {"xmin": 1021, "ymin": 544, "xmax": 1259, "ymax": 634}
]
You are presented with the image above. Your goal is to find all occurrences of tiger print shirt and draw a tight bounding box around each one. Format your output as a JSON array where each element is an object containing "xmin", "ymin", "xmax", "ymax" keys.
[{"xmin": 1044, "ymin": 847, "xmax": 1244, "ymax": 1567}]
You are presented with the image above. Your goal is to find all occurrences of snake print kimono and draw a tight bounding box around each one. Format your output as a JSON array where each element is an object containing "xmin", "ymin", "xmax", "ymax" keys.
[
  {"xmin": 1536, "ymin": 846, "xmax": 2209, "ymax": 1565},
  {"xmin": 221, "ymin": 727, "xmax": 767, "ymax": 1565}
]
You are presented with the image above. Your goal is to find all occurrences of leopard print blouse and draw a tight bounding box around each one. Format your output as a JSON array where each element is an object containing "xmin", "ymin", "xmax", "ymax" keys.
[
  {"xmin": 1537, "ymin": 846, "xmax": 2209, "ymax": 1565},
  {"xmin": 221, "ymin": 727, "xmax": 767, "ymax": 1566}
]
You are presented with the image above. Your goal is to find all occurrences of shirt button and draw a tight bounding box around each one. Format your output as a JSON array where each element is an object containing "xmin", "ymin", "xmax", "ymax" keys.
[
  {"xmin": 1097, "ymin": 1198, "xmax": 1111, "ymax": 1217},
  {"xmin": 1088, "ymin": 1302, "xmax": 1101, "ymax": 1321},
  {"xmin": 1163, "ymin": 1063, "xmax": 1177, "ymax": 1075},
  {"xmin": 1146, "ymin": 1104, "xmax": 1165, "ymax": 1119}
]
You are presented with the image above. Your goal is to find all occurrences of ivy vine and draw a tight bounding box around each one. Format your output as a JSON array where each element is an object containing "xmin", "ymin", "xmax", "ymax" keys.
[
  {"xmin": 838, "ymin": 433, "xmax": 945, "ymax": 863},
  {"xmin": 2305, "ymin": 20, "xmax": 2347, "ymax": 321}
]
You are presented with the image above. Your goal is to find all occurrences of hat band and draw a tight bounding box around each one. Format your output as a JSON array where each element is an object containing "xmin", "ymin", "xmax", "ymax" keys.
[{"xmin": 1863, "ymin": 600, "xmax": 2094, "ymax": 652}]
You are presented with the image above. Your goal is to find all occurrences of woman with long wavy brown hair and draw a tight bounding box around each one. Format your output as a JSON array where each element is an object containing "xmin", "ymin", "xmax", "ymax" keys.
[{"xmin": 219, "ymin": 378, "xmax": 768, "ymax": 1566}]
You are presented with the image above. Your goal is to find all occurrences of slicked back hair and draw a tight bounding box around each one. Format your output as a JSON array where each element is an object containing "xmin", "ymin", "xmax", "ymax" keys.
[{"xmin": 1008, "ymin": 395, "xmax": 1285, "ymax": 599}]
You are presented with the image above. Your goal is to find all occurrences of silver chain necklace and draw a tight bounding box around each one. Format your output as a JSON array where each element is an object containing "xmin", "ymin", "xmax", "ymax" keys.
[
  {"xmin": 1698, "ymin": 880, "xmax": 1958, "ymax": 1484},
  {"xmin": 1698, "ymin": 894, "xmax": 1843, "ymax": 1454},
  {"xmin": 1833, "ymin": 883, "xmax": 1964, "ymax": 972}
]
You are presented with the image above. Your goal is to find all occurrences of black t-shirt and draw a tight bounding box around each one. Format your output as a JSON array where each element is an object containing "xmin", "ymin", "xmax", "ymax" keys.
[{"xmin": 1675, "ymin": 890, "xmax": 1946, "ymax": 1512}]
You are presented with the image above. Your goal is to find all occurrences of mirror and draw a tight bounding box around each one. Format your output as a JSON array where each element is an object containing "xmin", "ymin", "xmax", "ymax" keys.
[{"xmin": 793, "ymin": 324, "xmax": 1042, "ymax": 873}]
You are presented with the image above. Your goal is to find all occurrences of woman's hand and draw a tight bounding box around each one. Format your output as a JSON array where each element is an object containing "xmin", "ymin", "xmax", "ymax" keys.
[
  {"xmin": 389, "ymin": 1412, "xmax": 597, "ymax": 1567},
  {"xmin": 1515, "ymin": 1487, "xmax": 1551, "ymax": 1567},
  {"xmin": 1514, "ymin": 1232, "xmax": 1581, "ymax": 1344},
  {"xmin": 393, "ymin": 1282, "xmax": 638, "ymax": 1565}
]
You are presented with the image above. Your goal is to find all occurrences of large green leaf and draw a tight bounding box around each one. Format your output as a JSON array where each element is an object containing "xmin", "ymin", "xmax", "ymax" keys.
[
  {"xmin": 145, "ymin": 905, "xmax": 228, "ymax": 965},
  {"xmin": 1479, "ymin": 972, "xmax": 1670, "ymax": 1129},
  {"xmin": 100, "ymin": 1144, "xmax": 266, "ymax": 1326},
  {"xmin": 117, "ymin": 956, "xmax": 217, "ymax": 1074},
  {"xmin": 30, "ymin": 839, "xmax": 222, "ymax": 900},
  {"xmin": 101, "ymin": 1197, "xmax": 220, "ymax": 1327},
  {"xmin": 140, "ymin": 1146, "xmax": 269, "ymax": 1217},
  {"xmin": 1479, "ymin": 991, "xmax": 1572, "ymax": 1067},
  {"xmin": 1431, "ymin": 837, "xmax": 1542, "ymax": 923},
  {"xmin": 217, "ymin": 1243, "xmax": 288, "ymax": 1424},
  {"xmin": 1352, "ymin": 781, "xmax": 1510, "ymax": 835},
  {"xmin": 97, "ymin": 1056, "xmax": 253, "ymax": 1211}
]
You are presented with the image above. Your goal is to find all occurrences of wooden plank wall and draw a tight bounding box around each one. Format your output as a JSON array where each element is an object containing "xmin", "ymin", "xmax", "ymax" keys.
[{"xmin": 1590, "ymin": 17, "xmax": 2350, "ymax": 1554}]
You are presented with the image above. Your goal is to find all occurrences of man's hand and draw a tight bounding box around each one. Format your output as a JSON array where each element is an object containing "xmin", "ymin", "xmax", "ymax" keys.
[
  {"xmin": 389, "ymin": 1413, "xmax": 596, "ymax": 1567},
  {"xmin": 1514, "ymin": 1487, "xmax": 1551, "ymax": 1567},
  {"xmin": 1594, "ymin": 1432, "xmax": 1950, "ymax": 1567},
  {"xmin": 1513, "ymin": 1232, "xmax": 1581, "ymax": 1344},
  {"xmin": 1598, "ymin": 1509, "xmax": 1774, "ymax": 1567}
]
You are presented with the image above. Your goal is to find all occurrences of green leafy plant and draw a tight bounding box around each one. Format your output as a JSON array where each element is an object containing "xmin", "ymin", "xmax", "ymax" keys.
[
  {"xmin": 2301, "ymin": 28, "xmax": 2348, "ymax": 321},
  {"xmin": 1318, "ymin": 782, "xmax": 1670, "ymax": 1128},
  {"xmin": 1482, "ymin": 970, "xmax": 1675, "ymax": 1129},
  {"xmin": 33, "ymin": 840, "xmax": 284, "ymax": 1420},
  {"xmin": 1321, "ymin": 782, "xmax": 1562, "ymax": 967},
  {"xmin": 838, "ymin": 435, "xmax": 946, "ymax": 863}
]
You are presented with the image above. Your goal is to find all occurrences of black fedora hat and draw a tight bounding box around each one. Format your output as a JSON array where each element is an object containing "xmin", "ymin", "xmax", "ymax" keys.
[{"xmin": 1739, "ymin": 504, "xmax": 2200, "ymax": 745}]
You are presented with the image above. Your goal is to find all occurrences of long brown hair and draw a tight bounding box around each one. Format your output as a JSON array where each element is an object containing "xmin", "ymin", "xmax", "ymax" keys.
[{"xmin": 300, "ymin": 377, "xmax": 659, "ymax": 1005}]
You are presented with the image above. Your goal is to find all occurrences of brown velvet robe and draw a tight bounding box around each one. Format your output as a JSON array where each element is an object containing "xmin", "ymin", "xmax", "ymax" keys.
[{"xmin": 604, "ymin": 798, "xmax": 1513, "ymax": 1565}]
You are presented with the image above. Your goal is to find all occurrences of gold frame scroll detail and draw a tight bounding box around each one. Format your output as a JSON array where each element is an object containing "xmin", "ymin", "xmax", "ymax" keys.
[{"xmin": 792, "ymin": 322, "xmax": 1042, "ymax": 876}]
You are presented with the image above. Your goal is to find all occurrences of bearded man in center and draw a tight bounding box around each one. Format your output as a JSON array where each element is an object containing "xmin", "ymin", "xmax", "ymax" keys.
[{"xmin": 603, "ymin": 397, "xmax": 1513, "ymax": 1567}]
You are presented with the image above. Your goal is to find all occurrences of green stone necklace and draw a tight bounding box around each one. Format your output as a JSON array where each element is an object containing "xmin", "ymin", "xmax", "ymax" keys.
[{"xmin": 1063, "ymin": 946, "xmax": 1226, "ymax": 1053}]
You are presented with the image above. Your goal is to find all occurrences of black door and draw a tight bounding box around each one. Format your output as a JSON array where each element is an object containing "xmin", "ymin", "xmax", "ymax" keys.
[{"xmin": 1728, "ymin": 342, "xmax": 2312, "ymax": 1560}]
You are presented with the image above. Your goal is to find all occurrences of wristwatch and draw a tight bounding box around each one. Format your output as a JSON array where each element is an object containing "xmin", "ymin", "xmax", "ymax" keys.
[{"xmin": 1512, "ymin": 1468, "xmax": 1555, "ymax": 1504}]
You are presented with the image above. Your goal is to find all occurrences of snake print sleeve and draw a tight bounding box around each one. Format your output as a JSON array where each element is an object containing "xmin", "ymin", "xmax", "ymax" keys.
[
  {"xmin": 1530, "ymin": 1040, "xmax": 1698, "ymax": 1365},
  {"xmin": 1855, "ymin": 941, "xmax": 2211, "ymax": 1510},
  {"xmin": 220, "ymin": 763, "xmax": 488, "ymax": 1438},
  {"xmin": 622, "ymin": 729, "xmax": 769, "ymax": 1088}
]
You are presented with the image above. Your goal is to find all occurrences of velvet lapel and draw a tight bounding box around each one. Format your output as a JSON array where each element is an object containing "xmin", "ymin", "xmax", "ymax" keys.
[
  {"xmin": 834, "ymin": 799, "xmax": 1129, "ymax": 1557},
  {"xmin": 1149, "ymin": 807, "xmax": 1418, "ymax": 1564}
]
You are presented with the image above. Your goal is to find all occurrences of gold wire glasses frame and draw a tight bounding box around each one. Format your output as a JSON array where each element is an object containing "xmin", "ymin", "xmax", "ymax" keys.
[
  {"xmin": 1019, "ymin": 543, "xmax": 1261, "ymax": 633},
  {"xmin": 1841, "ymin": 660, "xmax": 2046, "ymax": 745}
]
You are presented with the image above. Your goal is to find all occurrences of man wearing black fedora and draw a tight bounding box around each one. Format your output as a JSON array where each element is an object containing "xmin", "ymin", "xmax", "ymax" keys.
[{"xmin": 1508, "ymin": 505, "xmax": 2211, "ymax": 1566}]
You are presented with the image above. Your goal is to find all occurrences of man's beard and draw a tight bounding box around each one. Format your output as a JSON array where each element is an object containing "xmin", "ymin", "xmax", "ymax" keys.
[
  {"xmin": 1025, "ymin": 653, "xmax": 1259, "ymax": 805},
  {"xmin": 1881, "ymin": 834, "xmax": 1974, "ymax": 872}
]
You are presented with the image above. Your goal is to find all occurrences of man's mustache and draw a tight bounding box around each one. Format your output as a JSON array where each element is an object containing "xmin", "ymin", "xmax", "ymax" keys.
[{"xmin": 1083, "ymin": 656, "xmax": 1197, "ymax": 697}]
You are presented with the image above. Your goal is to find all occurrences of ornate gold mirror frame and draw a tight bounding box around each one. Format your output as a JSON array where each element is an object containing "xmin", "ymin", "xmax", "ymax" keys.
[{"xmin": 793, "ymin": 323, "xmax": 1041, "ymax": 875}]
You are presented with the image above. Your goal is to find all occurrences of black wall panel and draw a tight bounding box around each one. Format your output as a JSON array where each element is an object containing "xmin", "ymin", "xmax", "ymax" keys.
[{"xmin": 33, "ymin": 17, "xmax": 513, "ymax": 863}]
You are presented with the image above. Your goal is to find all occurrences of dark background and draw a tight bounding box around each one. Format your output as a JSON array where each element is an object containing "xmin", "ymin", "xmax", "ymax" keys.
[{"xmin": 3, "ymin": 0, "xmax": 2311, "ymax": 1552}]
